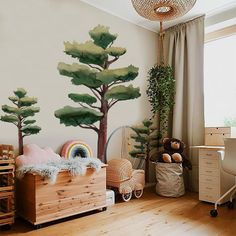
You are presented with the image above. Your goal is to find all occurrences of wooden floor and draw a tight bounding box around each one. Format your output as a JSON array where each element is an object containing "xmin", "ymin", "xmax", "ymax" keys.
[{"xmin": 2, "ymin": 188, "xmax": 236, "ymax": 236}]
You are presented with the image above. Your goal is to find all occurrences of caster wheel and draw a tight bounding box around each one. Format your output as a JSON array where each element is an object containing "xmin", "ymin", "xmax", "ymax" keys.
[
  {"xmin": 1, "ymin": 224, "xmax": 11, "ymax": 231},
  {"xmin": 102, "ymin": 207, "xmax": 107, "ymax": 211},
  {"xmin": 121, "ymin": 192, "xmax": 132, "ymax": 202},
  {"xmin": 134, "ymin": 189, "xmax": 143, "ymax": 199},
  {"xmin": 210, "ymin": 209, "xmax": 218, "ymax": 217},
  {"xmin": 228, "ymin": 202, "xmax": 234, "ymax": 209},
  {"xmin": 34, "ymin": 224, "xmax": 42, "ymax": 230}
]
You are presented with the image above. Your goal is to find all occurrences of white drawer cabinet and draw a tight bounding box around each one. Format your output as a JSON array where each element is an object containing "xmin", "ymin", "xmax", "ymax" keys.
[{"xmin": 198, "ymin": 147, "xmax": 235, "ymax": 204}]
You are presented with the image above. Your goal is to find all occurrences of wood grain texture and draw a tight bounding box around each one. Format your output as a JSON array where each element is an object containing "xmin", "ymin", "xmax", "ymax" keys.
[
  {"xmin": 0, "ymin": 144, "xmax": 15, "ymax": 227},
  {"xmin": 16, "ymin": 167, "xmax": 106, "ymax": 225},
  {"xmin": 2, "ymin": 188, "xmax": 236, "ymax": 236}
]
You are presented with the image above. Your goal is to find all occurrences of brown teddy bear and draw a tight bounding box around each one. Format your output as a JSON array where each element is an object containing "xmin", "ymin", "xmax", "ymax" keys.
[{"xmin": 157, "ymin": 138, "xmax": 192, "ymax": 170}]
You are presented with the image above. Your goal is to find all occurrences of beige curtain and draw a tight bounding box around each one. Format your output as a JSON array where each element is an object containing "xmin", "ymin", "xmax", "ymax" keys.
[{"xmin": 162, "ymin": 16, "xmax": 205, "ymax": 190}]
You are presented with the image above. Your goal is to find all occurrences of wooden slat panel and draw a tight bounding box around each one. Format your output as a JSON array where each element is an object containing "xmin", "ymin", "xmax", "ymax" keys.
[{"xmin": 16, "ymin": 174, "xmax": 36, "ymax": 223}]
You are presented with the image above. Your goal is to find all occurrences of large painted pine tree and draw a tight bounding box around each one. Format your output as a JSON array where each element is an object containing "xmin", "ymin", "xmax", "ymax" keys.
[{"xmin": 55, "ymin": 25, "xmax": 141, "ymax": 161}]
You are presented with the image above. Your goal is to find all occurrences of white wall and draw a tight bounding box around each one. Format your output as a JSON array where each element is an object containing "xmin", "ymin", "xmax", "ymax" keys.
[{"xmin": 0, "ymin": 0, "xmax": 157, "ymax": 162}]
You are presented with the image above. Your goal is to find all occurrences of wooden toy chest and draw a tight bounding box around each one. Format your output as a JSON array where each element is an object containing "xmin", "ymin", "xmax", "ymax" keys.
[{"xmin": 16, "ymin": 165, "xmax": 107, "ymax": 226}]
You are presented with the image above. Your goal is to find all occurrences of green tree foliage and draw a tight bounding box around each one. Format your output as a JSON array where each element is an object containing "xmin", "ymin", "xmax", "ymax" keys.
[
  {"xmin": 55, "ymin": 25, "xmax": 141, "ymax": 161},
  {"xmin": 0, "ymin": 88, "xmax": 41, "ymax": 155},
  {"xmin": 129, "ymin": 118, "xmax": 162, "ymax": 182}
]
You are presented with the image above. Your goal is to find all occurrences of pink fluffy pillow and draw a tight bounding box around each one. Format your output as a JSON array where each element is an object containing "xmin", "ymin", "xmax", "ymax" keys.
[{"xmin": 16, "ymin": 144, "xmax": 61, "ymax": 167}]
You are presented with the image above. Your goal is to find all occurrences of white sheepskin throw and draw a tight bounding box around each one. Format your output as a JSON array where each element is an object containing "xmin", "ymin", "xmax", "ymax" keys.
[{"xmin": 16, "ymin": 157, "xmax": 103, "ymax": 184}]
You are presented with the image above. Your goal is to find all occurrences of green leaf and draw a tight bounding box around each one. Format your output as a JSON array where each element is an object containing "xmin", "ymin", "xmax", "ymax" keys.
[
  {"xmin": 89, "ymin": 25, "xmax": 117, "ymax": 49},
  {"xmin": 20, "ymin": 107, "xmax": 40, "ymax": 117},
  {"xmin": 97, "ymin": 65, "xmax": 138, "ymax": 85},
  {"xmin": 64, "ymin": 41, "xmax": 108, "ymax": 66},
  {"xmin": 8, "ymin": 96, "xmax": 19, "ymax": 103},
  {"xmin": 55, "ymin": 106, "xmax": 103, "ymax": 127},
  {"xmin": 14, "ymin": 88, "xmax": 27, "ymax": 98},
  {"xmin": 0, "ymin": 115, "xmax": 18, "ymax": 123},
  {"xmin": 2, "ymin": 105, "xmax": 19, "ymax": 114},
  {"xmin": 142, "ymin": 119, "xmax": 153, "ymax": 128},
  {"xmin": 19, "ymin": 97, "xmax": 38, "ymax": 106},
  {"xmin": 105, "ymin": 85, "xmax": 141, "ymax": 101},
  {"xmin": 68, "ymin": 93, "xmax": 97, "ymax": 105},
  {"xmin": 22, "ymin": 125, "xmax": 41, "ymax": 135},
  {"xmin": 58, "ymin": 62, "xmax": 102, "ymax": 88},
  {"xmin": 23, "ymin": 119, "xmax": 36, "ymax": 125},
  {"xmin": 129, "ymin": 150, "xmax": 145, "ymax": 158},
  {"xmin": 105, "ymin": 47, "xmax": 126, "ymax": 57},
  {"xmin": 131, "ymin": 126, "xmax": 149, "ymax": 134},
  {"xmin": 130, "ymin": 134, "xmax": 147, "ymax": 143}
]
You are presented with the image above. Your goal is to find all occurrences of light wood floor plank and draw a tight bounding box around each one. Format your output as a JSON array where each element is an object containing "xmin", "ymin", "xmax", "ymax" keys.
[{"xmin": 1, "ymin": 188, "xmax": 235, "ymax": 236}]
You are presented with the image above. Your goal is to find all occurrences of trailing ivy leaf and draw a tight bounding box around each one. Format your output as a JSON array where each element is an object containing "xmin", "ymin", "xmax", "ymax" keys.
[
  {"xmin": 146, "ymin": 64, "xmax": 175, "ymax": 134},
  {"xmin": 89, "ymin": 25, "xmax": 117, "ymax": 49},
  {"xmin": 68, "ymin": 93, "xmax": 97, "ymax": 105}
]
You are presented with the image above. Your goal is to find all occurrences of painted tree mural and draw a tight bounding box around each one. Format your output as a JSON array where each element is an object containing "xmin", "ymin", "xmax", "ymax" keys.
[
  {"xmin": 55, "ymin": 25, "xmax": 141, "ymax": 161},
  {"xmin": 0, "ymin": 88, "xmax": 41, "ymax": 155}
]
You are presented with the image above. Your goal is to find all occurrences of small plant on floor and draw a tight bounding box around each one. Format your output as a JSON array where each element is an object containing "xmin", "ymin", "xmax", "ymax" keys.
[
  {"xmin": 0, "ymin": 88, "xmax": 41, "ymax": 155},
  {"xmin": 129, "ymin": 118, "xmax": 162, "ymax": 181}
]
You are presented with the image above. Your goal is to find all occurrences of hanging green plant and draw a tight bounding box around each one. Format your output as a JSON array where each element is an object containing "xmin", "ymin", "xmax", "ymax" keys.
[{"xmin": 146, "ymin": 64, "xmax": 175, "ymax": 134}]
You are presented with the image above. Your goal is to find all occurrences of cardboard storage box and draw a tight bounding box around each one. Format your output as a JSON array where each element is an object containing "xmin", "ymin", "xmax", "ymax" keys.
[{"xmin": 205, "ymin": 127, "xmax": 231, "ymax": 146}]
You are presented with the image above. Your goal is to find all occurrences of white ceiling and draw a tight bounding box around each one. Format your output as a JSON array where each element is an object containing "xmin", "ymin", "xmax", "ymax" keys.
[{"xmin": 81, "ymin": 0, "xmax": 236, "ymax": 32}]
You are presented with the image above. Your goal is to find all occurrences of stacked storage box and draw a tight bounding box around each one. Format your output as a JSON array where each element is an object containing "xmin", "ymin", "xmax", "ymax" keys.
[
  {"xmin": 205, "ymin": 127, "xmax": 231, "ymax": 146},
  {"xmin": 0, "ymin": 145, "xmax": 15, "ymax": 228}
]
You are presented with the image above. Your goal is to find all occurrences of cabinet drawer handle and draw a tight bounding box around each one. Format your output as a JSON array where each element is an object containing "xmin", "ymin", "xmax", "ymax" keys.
[
  {"xmin": 206, "ymin": 154, "xmax": 213, "ymax": 156},
  {"xmin": 206, "ymin": 187, "xmax": 212, "ymax": 190},
  {"xmin": 206, "ymin": 170, "xmax": 212, "ymax": 173},
  {"xmin": 206, "ymin": 162, "xmax": 212, "ymax": 165}
]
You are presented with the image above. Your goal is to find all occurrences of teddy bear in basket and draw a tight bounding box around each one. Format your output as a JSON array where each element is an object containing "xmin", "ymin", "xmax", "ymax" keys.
[{"xmin": 155, "ymin": 138, "xmax": 192, "ymax": 170}]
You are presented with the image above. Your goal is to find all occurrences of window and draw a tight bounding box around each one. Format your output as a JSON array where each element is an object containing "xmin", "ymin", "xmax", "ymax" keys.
[{"xmin": 204, "ymin": 27, "xmax": 236, "ymax": 127}]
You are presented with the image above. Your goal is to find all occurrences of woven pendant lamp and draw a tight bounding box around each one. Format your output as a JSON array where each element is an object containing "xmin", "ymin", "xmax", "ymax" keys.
[{"xmin": 131, "ymin": 0, "xmax": 196, "ymax": 21}]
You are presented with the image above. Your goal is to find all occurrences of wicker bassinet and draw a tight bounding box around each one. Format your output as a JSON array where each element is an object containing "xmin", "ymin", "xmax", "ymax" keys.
[{"xmin": 106, "ymin": 159, "xmax": 145, "ymax": 201}]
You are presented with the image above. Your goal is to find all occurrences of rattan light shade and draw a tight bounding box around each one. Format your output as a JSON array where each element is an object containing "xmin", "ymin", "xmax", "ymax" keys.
[{"xmin": 131, "ymin": 0, "xmax": 196, "ymax": 21}]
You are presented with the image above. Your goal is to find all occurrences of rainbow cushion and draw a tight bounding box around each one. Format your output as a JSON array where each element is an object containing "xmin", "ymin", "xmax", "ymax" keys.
[{"xmin": 60, "ymin": 140, "xmax": 93, "ymax": 159}]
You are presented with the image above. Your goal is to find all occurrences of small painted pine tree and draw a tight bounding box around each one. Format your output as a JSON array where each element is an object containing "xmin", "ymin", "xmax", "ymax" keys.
[{"xmin": 0, "ymin": 88, "xmax": 41, "ymax": 155}]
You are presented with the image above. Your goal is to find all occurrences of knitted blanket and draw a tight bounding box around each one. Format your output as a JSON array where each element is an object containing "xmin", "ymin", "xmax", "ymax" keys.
[{"xmin": 16, "ymin": 157, "xmax": 102, "ymax": 184}]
